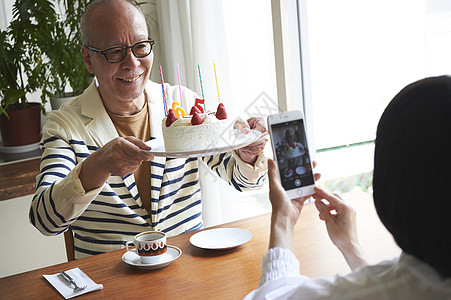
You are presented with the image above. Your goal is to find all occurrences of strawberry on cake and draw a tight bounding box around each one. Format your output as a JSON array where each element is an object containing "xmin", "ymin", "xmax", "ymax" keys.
[{"xmin": 162, "ymin": 103, "xmax": 229, "ymax": 152}]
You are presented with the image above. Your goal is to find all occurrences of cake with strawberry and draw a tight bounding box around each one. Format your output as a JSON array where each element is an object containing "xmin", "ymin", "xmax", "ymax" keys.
[{"xmin": 162, "ymin": 102, "xmax": 229, "ymax": 152}]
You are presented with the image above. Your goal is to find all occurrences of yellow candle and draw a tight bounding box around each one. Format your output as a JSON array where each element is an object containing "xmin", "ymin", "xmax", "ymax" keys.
[
  {"xmin": 214, "ymin": 62, "xmax": 221, "ymax": 103},
  {"xmin": 172, "ymin": 101, "xmax": 186, "ymax": 117}
]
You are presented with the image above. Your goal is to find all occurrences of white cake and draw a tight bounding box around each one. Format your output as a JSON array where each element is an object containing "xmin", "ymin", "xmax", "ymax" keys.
[
  {"xmin": 284, "ymin": 147, "xmax": 304, "ymax": 159},
  {"xmin": 162, "ymin": 111, "xmax": 229, "ymax": 152}
]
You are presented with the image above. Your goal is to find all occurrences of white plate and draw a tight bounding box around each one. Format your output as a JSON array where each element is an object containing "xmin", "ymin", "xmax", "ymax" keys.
[
  {"xmin": 144, "ymin": 130, "xmax": 261, "ymax": 158},
  {"xmin": 189, "ymin": 228, "xmax": 252, "ymax": 250},
  {"xmin": 122, "ymin": 245, "xmax": 182, "ymax": 269}
]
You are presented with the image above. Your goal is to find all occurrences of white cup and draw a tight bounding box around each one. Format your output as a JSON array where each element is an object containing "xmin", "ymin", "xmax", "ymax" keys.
[{"xmin": 126, "ymin": 231, "xmax": 167, "ymax": 264}]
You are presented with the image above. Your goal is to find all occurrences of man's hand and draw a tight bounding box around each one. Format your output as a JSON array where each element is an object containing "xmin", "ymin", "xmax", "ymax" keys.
[
  {"xmin": 235, "ymin": 117, "xmax": 269, "ymax": 165},
  {"xmin": 79, "ymin": 136, "xmax": 154, "ymax": 192}
]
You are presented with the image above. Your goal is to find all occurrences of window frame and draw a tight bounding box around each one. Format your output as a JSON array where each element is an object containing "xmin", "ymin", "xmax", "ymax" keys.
[{"xmin": 270, "ymin": 0, "xmax": 316, "ymax": 153}]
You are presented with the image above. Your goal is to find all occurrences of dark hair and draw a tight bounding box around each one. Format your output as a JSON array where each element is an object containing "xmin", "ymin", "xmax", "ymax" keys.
[{"xmin": 373, "ymin": 75, "xmax": 451, "ymax": 278}]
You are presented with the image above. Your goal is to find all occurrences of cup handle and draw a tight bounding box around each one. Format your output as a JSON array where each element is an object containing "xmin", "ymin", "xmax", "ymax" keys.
[{"xmin": 125, "ymin": 241, "xmax": 135, "ymax": 252}]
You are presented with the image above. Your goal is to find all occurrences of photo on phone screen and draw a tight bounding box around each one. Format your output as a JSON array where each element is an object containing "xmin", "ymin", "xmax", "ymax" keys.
[{"xmin": 270, "ymin": 118, "xmax": 315, "ymax": 192}]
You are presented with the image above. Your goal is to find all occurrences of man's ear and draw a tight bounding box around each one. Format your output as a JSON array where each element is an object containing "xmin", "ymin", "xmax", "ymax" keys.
[{"xmin": 81, "ymin": 46, "xmax": 95, "ymax": 74}]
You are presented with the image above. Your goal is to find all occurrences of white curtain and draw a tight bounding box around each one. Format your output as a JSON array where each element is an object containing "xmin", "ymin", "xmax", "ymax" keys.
[
  {"xmin": 141, "ymin": 0, "xmax": 240, "ymax": 228},
  {"xmin": 1, "ymin": 0, "xmax": 12, "ymax": 30}
]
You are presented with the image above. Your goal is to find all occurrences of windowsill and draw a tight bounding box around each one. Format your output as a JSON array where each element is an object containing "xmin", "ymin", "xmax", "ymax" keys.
[{"xmin": 0, "ymin": 157, "xmax": 40, "ymax": 201}]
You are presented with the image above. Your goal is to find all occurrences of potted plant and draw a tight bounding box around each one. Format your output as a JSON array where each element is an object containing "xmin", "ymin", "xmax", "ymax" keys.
[
  {"xmin": 0, "ymin": 0, "xmax": 93, "ymax": 148},
  {"xmin": 0, "ymin": 0, "xmax": 55, "ymax": 147},
  {"xmin": 46, "ymin": 0, "xmax": 92, "ymax": 110}
]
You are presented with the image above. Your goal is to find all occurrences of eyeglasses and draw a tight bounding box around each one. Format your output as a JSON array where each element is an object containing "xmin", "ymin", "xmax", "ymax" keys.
[{"xmin": 87, "ymin": 39, "xmax": 154, "ymax": 63}]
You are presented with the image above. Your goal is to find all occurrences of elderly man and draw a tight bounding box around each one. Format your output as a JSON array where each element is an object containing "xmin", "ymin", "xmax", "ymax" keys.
[{"xmin": 30, "ymin": 0, "xmax": 268, "ymax": 259}]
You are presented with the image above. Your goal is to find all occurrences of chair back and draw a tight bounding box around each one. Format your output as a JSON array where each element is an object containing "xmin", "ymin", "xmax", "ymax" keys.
[{"xmin": 64, "ymin": 227, "xmax": 75, "ymax": 261}]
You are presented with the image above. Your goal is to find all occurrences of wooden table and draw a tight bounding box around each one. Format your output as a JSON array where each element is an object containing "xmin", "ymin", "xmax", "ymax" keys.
[
  {"xmin": 0, "ymin": 191, "xmax": 400, "ymax": 300},
  {"xmin": 0, "ymin": 157, "xmax": 40, "ymax": 201}
]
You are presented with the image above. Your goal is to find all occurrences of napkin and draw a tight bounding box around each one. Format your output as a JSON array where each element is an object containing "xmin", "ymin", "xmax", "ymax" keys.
[{"xmin": 43, "ymin": 267, "xmax": 103, "ymax": 299}]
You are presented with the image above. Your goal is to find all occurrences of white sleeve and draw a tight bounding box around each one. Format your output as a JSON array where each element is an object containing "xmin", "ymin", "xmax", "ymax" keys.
[
  {"xmin": 245, "ymin": 248, "xmax": 330, "ymax": 300},
  {"xmin": 246, "ymin": 248, "xmax": 387, "ymax": 300},
  {"xmin": 259, "ymin": 247, "xmax": 301, "ymax": 286}
]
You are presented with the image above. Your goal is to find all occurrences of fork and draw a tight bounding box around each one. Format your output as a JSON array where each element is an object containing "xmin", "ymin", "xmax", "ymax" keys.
[{"xmin": 60, "ymin": 271, "xmax": 87, "ymax": 293}]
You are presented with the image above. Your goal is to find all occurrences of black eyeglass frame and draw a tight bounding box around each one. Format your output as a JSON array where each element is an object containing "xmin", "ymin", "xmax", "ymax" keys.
[{"xmin": 87, "ymin": 39, "xmax": 155, "ymax": 63}]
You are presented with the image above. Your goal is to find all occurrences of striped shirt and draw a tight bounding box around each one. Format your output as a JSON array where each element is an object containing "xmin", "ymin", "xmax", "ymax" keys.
[{"xmin": 30, "ymin": 80, "xmax": 268, "ymax": 259}]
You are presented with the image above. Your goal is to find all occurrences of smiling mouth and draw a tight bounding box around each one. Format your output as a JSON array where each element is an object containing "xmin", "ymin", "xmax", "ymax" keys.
[{"xmin": 119, "ymin": 75, "xmax": 141, "ymax": 82}]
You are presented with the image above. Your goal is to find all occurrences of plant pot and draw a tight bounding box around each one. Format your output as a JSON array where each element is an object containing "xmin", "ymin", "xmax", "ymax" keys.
[
  {"xmin": 0, "ymin": 103, "xmax": 41, "ymax": 147},
  {"xmin": 50, "ymin": 93, "xmax": 78, "ymax": 110}
]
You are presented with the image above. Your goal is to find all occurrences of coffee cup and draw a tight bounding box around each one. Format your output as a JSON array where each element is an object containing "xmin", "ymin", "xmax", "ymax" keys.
[{"xmin": 126, "ymin": 231, "xmax": 167, "ymax": 264}]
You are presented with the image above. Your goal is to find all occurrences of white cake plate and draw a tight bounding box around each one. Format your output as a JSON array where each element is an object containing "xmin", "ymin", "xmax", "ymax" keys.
[{"xmin": 144, "ymin": 130, "xmax": 262, "ymax": 158}]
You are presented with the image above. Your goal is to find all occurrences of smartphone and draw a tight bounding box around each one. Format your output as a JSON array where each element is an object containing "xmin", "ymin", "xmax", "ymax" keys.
[{"xmin": 268, "ymin": 110, "xmax": 316, "ymax": 198}]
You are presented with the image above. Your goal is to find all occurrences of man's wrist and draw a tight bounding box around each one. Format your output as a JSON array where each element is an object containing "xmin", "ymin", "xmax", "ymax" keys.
[{"xmin": 79, "ymin": 152, "xmax": 111, "ymax": 192}]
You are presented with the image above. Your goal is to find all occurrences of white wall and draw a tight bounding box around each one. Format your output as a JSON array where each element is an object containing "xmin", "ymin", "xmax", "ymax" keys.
[{"xmin": 0, "ymin": 195, "xmax": 66, "ymax": 278}]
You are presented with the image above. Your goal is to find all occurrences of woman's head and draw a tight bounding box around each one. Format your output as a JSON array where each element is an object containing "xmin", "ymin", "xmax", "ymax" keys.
[{"xmin": 373, "ymin": 76, "xmax": 451, "ymax": 278}]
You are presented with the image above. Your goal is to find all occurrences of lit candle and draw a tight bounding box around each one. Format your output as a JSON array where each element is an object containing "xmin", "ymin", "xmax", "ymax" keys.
[{"xmin": 213, "ymin": 62, "xmax": 221, "ymax": 103}]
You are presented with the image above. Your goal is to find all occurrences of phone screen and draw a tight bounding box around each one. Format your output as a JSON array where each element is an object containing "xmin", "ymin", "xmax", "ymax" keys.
[{"xmin": 270, "ymin": 119, "xmax": 315, "ymax": 190}]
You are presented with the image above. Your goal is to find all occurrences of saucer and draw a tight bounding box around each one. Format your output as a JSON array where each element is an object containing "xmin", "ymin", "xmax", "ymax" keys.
[
  {"xmin": 295, "ymin": 166, "xmax": 306, "ymax": 175},
  {"xmin": 284, "ymin": 168, "xmax": 294, "ymax": 178},
  {"xmin": 122, "ymin": 245, "xmax": 182, "ymax": 269}
]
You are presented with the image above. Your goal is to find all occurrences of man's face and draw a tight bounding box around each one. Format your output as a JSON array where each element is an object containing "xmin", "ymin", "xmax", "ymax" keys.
[
  {"xmin": 82, "ymin": 2, "xmax": 153, "ymax": 106},
  {"xmin": 286, "ymin": 130, "xmax": 295, "ymax": 147}
]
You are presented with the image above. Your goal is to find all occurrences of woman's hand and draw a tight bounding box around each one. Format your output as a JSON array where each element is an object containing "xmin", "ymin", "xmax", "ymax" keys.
[
  {"xmin": 267, "ymin": 159, "xmax": 320, "ymax": 250},
  {"xmin": 313, "ymin": 186, "xmax": 368, "ymax": 270}
]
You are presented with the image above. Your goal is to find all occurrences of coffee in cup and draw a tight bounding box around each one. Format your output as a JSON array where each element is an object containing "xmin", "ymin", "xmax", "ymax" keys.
[{"xmin": 126, "ymin": 231, "xmax": 167, "ymax": 264}]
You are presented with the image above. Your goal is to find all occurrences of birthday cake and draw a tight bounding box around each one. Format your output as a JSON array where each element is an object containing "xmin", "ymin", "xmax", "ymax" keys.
[{"xmin": 162, "ymin": 102, "xmax": 229, "ymax": 152}]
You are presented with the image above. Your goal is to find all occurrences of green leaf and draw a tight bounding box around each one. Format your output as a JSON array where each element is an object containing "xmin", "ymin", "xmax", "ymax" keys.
[{"xmin": 1, "ymin": 88, "xmax": 26, "ymax": 107}]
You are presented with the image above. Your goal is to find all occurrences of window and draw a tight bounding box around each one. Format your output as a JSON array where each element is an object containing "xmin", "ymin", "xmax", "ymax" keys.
[
  {"xmin": 208, "ymin": 0, "xmax": 277, "ymax": 224},
  {"xmin": 298, "ymin": 0, "xmax": 451, "ymax": 193}
]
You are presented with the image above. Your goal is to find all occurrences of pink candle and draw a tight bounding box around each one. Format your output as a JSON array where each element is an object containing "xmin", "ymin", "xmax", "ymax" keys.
[{"xmin": 177, "ymin": 63, "xmax": 183, "ymax": 108}]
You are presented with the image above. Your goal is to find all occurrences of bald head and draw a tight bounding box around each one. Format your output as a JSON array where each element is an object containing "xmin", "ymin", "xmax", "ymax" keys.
[{"xmin": 80, "ymin": 0, "xmax": 148, "ymax": 46}]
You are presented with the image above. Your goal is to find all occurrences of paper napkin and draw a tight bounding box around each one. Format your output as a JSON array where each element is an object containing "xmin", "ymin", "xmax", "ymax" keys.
[{"xmin": 43, "ymin": 267, "xmax": 103, "ymax": 299}]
